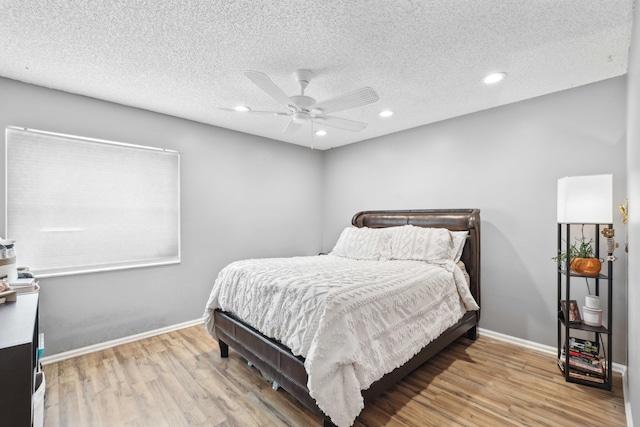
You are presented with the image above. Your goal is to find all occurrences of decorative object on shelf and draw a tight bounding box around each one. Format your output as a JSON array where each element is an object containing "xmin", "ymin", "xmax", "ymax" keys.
[
  {"xmin": 585, "ymin": 294, "xmax": 600, "ymax": 310},
  {"xmin": 619, "ymin": 198, "xmax": 628, "ymax": 225},
  {"xmin": 552, "ymin": 237, "xmax": 602, "ymax": 276},
  {"xmin": 601, "ymin": 227, "xmax": 617, "ymax": 262},
  {"xmin": 570, "ymin": 255, "xmax": 602, "ymax": 277},
  {"xmin": 0, "ymin": 238, "xmax": 17, "ymax": 282},
  {"xmin": 0, "ymin": 239, "xmax": 16, "ymax": 258},
  {"xmin": 582, "ymin": 305, "xmax": 603, "ymax": 327},
  {"xmin": 561, "ymin": 299, "xmax": 582, "ymax": 323}
]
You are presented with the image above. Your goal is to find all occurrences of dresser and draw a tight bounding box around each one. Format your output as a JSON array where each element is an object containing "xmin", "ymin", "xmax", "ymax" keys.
[{"xmin": 0, "ymin": 293, "xmax": 39, "ymax": 426}]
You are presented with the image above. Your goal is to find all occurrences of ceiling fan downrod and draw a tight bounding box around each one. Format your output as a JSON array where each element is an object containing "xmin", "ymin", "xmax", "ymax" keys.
[{"xmin": 294, "ymin": 69, "xmax": 313, "ymax": 95}]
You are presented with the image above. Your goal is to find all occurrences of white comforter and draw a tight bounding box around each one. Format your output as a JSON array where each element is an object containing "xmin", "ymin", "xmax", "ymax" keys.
[{"xmin": 203, "ymin": 255, "xmax": 479, "ymax": 427}]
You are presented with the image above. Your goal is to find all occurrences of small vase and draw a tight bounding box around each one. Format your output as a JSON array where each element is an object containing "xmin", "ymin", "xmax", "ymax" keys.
[{"xmin": 570, "ymin": 258, "xmax": 602, "ymax": 277}]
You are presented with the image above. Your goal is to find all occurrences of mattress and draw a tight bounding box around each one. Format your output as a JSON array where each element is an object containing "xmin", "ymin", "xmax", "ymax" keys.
[{"xmin": 204, "ymin": 254, "xmax": 479, "ymax": 427}]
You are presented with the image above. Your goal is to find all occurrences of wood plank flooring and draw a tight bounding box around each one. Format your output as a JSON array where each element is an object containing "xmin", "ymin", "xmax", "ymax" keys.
[{"xmin": 42, "ymin": 326, "xmax": 626, "ymax": 426}]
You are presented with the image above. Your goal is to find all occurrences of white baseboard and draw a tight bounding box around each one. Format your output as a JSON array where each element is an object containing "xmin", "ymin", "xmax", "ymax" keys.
[
  {"xmin": 39, "ymin": 318, "xmax": 204, "ymax": 366},
  {"xmin": 480, "ymin": 328, "xmax": 631, "ymax": 427},
  {"xmin": 41, "ymin": 323, "xmax": 626, "ymax": 374},
  {"xmin": 479, "ymin": 327, "xmax": 556, "ymax": 356},
  {"xmin": 479, "ymin": 327, "xmax": 625, "ymax": 374},
  {"xmin": 623, "ymin": 366, "xmax": 633, "ymax": 427}
]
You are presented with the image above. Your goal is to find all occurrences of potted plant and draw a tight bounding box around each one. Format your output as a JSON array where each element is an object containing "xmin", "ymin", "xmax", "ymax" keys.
[{"xmin": 553, "ymin": 237, "xmax": 602, "ymax": 277}]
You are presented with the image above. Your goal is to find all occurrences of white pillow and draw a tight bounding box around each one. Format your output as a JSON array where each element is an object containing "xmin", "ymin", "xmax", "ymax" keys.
[
  {"xmin": 330, "ymin": 227, "xmax": 391, "ymax": 260},
  {"xmin": 451, "ymin": 230, "xmax": 469, "ymax": 263},
  {"xmin": 389, "ymin": 225, "xmax": 455, "ymax": 262}
]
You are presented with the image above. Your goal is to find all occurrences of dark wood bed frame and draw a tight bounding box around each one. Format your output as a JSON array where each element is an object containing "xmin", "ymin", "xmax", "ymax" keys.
[{"xmin": 213, "ymin": 209, "xmax": 481, "ymax": 426}]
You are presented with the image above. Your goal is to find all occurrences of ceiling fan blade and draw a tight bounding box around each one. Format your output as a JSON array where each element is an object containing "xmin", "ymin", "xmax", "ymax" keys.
[
  {"xmin": 249, "ymin": 110, "xmax": 289, "ymax": 116},
  {"xmin": 244, "ymin": 71, "xmax": 293, "ymax": 107},
  {"xmin": 315, "ymin": 115, "xmax": 368, "ymax": 132},
  {"xmin": 282, "ymin": 119, "xmax": 303, "ymax": 134},
  {"xmin": 219, "ymin": 107, "xmax": 288, "ymax": 116},
  {"xmin": 309, "ymin": 86, "xmax": 379, "ymax": 115}
]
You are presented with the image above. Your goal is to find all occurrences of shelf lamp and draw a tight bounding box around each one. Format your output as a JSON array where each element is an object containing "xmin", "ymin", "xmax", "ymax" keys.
[
  {"xmin": 557, "ymin": 174, "xmax": 615, "ymax": 256},
  {"xmin": 557, "ymin": 174, "xmax": 613, "ymax": 224}
]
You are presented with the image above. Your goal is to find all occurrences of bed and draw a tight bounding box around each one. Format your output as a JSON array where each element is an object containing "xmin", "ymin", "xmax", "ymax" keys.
[{"xmin": 204, "ymin": 209, "xmax": 481, "ymax": 427}]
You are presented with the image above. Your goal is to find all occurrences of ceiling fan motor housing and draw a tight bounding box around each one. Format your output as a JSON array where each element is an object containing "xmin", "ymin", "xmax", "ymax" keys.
[{"xmin": 290, "ymin": 95, "xmax": 316, "ymax": 110}]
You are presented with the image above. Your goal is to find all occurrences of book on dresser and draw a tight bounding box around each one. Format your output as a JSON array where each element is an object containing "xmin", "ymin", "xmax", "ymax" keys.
[{"xmin": 10, "ymin": 278, "xmax": 39, "ymax": 294}]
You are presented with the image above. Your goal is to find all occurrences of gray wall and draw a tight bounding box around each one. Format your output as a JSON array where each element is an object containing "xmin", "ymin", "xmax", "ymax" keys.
[
  {"xmin": 626, "ymin": 0, "xmax": 639, "ymax": 422},
  {"xmin": 0, "ymin": 77, "xmax": 324, "ymax": 355},
  {"xmin": 322, "ymin": 77, "xmax": 628, "ymax": 363},
  {"xmin": 0, "ymin": 71, "xmax": 631, "ymax": 369}
]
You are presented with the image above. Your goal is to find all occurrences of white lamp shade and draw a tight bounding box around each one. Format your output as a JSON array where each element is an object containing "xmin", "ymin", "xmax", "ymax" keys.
[{"xmin": 557, "ymin": 174, "xmax": 613, "ymax": 224}]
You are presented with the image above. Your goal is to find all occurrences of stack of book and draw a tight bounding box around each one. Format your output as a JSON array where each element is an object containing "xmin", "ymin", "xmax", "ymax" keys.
[
  {"xmin": 558, "ymin": 337, "xmax": 605, "ymax": 384},
  {"xmin": 9, "ymin": 278, "xmax": 39, "ymax": 294}
]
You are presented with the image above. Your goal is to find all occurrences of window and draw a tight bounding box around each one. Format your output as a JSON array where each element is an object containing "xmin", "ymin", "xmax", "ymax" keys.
[{"xmin": 6, "ymin": 127, "xmax": 180, "ymax": 277}]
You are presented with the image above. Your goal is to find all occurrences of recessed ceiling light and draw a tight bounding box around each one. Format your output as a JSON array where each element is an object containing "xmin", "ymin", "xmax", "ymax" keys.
[
  {"xmin": 315, "ymin": 130, "xmax": 327, "ymax": 136},
  {"xmin": 379, "ymin": 110, "xmax": 394, "ymax": 118},
  {"xmin": 482, "ymin": 72, "xmax": 507, "ymax": 84},
  {"xmin": 233, "ymin": 105, "xmax": 251, "ymax": 112}
]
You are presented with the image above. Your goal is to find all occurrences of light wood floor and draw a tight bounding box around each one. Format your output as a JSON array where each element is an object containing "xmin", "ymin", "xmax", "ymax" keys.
[{"xmin": 42, "ymin": 326, "xmax": 626, "ymax": 427}]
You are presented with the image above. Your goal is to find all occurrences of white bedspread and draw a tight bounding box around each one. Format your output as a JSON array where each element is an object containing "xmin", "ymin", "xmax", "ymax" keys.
[{"xmin": 203, "ymin": 255, "xmax": 479, "ymax": 427}]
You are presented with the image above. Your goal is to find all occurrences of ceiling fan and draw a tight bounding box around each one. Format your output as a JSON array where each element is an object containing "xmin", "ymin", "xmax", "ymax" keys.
[{"xmin": 222, "ymin": 69, "xmax": 380, "ymax": 134}]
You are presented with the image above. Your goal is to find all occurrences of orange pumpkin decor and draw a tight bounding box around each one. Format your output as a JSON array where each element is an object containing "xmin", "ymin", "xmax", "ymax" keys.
[{"xmin": 570, "ymin": 257, "xmax": 602, "ymax": 277}]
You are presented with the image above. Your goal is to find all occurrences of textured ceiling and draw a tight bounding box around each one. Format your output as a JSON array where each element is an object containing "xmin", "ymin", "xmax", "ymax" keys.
[{"xmin": 0, "ymin": 1, "xmax": 634, "ymax": 150}]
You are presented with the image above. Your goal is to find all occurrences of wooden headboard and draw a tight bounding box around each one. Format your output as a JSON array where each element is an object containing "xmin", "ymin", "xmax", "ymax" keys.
[{"xmin": 352, "ymin": 209, "xmax": 481, "ymax": 320}]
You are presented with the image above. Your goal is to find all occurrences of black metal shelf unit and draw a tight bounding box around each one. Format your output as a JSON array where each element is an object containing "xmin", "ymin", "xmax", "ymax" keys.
[{"xmin": 556, "ymin": 222, "xmax": 613, "ymax": 391}]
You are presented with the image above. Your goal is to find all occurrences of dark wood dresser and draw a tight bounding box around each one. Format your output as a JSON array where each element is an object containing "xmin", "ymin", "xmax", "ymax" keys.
[{"xmin": 0, "ymin": 293, "xmax": 40, "ymax": 426}]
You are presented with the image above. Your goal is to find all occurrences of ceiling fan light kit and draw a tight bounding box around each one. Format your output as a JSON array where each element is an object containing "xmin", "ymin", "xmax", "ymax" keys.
[
  {"xmin": 292, "ymin": 111, "xmax": 310, "ymax": 124},
  {"xmin": 222, "ymin": 69, "xmax": 380, "ymax": 137}
]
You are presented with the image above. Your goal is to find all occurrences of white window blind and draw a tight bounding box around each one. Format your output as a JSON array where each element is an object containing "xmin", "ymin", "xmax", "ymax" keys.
[{"xmin": 6, "ymin": 127, "xmax": 180, "ymax": 277}]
